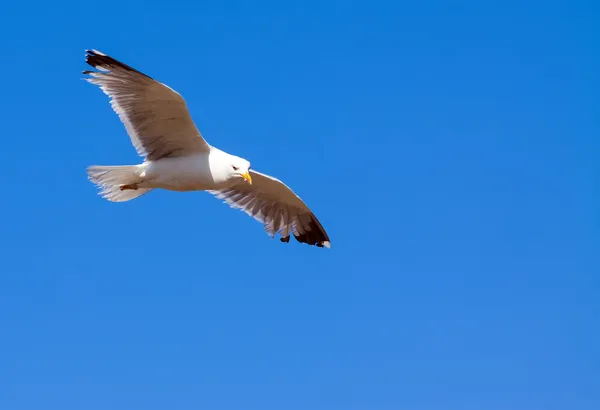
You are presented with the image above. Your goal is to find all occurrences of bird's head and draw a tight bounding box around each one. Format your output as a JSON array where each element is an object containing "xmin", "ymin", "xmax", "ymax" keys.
[{"xmin": 229, "ymin": 157, "xmax": 252, "ymax": 185}]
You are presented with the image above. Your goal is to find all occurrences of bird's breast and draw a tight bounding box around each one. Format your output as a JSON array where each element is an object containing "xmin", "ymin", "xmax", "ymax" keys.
[{"xmin": 143, "ymin": 155, "xmax": 219, "ymax": 191}]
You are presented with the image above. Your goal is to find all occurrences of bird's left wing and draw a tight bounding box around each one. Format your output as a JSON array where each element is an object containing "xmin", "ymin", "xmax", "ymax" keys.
[
  {"xmin": 83, "ymin": 49, "xmax": 210, "ymax": 161},
  {"xmin": 208, "ymin": 170, "xmax": 331, "ymax": 248}
]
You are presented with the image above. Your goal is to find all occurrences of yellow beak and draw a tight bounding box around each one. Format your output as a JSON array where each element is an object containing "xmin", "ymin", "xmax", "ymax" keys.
[{"xmin": 241, "ymin": 172, "xmax": 252, "ymax": 185}]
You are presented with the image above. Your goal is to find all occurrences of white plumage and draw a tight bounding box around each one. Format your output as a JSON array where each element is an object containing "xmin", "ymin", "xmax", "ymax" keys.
[{"xmin": 84, "ymin": 49, "xmax": 330, "ymax": 248}]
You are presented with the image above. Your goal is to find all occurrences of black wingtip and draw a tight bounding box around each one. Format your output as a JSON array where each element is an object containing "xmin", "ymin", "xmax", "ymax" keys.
[
  {"xmin": 84, "ymin": 49, "xmax": 104, "ymax": 65},
  {"xmin": 279, "ymin": 215, "xmax": 330, "ymax": 248},
  {"xmin": 83, "ymin": 48, "xmax": 153, "ymax": 79}
]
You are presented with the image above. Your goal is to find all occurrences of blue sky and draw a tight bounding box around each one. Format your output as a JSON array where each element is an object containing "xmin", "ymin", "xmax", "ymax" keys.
[{"xmin": 0, "ymin": 1, "xmax": 598, "ymax": 409}]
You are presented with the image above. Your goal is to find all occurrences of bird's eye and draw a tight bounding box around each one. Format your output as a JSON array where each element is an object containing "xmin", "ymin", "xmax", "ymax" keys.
[{"xmin": 232, "ymin": 166, "xmax": 239, "ymax": 171}]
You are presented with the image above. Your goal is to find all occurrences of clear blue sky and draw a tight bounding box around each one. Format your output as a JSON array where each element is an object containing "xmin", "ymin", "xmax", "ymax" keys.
[{"xmin": 0, "ymin": 1, "xmax": 598, "ymax": 409}]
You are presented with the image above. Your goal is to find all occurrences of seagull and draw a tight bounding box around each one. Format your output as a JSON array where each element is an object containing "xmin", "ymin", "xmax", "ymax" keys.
[{"xmin": 83, "ymin": 49, "xmax": 330, "ymax": 248}]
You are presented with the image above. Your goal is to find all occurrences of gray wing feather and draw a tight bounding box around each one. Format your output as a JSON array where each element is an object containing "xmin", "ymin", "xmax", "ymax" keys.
[
  {"xmin": 209, "ymin": 170, "xmax": 330, "ymax": 248},
  {"xmin": 83, "ymin": 49, "xmax": 210, "ymax": 160}
]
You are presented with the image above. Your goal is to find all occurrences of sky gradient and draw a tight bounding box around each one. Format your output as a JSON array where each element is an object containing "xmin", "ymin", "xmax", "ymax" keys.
[{"xmin": 0, "ymin": 1, "xmax": 598, "ymax": 409}]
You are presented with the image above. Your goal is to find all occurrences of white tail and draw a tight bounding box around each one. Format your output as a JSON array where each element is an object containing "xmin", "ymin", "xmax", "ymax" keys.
[{"xmin": 87, "ymin": 165, "xmax": 152, "ymax": 202}]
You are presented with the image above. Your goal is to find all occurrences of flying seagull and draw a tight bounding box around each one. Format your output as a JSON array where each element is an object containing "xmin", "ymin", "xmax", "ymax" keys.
[{"xmin": 84, "ymin": 49, "xmax": 330, "ymax": 248}]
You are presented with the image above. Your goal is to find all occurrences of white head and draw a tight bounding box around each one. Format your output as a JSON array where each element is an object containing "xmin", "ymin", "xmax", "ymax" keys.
[
  {"xmin": 210, "ymin": 149, "xmax": 252, "ymax": 185},
  {"xmin": 228, "ymin": 155, "xmax": 252, "ymax": 185}
]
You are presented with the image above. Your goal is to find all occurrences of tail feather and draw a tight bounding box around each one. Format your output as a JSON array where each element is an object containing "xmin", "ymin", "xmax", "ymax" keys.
[{"xmin": 87, "ymin": 165, "xmax": 151, "ymax": 202}]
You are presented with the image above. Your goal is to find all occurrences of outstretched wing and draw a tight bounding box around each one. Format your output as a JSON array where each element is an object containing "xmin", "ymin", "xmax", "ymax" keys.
[
  {"xmin": 209, "ymin": 170, "xmax": 331, "ymax": 248},
  {"xmin": 84, "ymin": 49, "xmax": 210, "ymax": 160}
]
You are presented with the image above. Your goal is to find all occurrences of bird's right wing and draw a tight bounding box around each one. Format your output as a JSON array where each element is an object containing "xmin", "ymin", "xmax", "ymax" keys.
[
  {"xmin": 84, "ymin": 49, "xmax": 210, "ymax": 161},
  {"xmin": 209, "ymin": 170, "xmax": 331, "ymax": 248}
]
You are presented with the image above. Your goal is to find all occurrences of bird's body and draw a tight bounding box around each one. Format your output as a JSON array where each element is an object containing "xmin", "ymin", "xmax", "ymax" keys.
[
  {"xmin": 111, "ymin": 149, "xmax": 244, "ymax": 192},
  {"xmin": 144, "ymin": 154, "xmax": 216, "ymax": 192},
  {"xmin": 143, "ymin": 154, "xmax": 218, "ymax": 192},
  {"xmin": 84, "ymin": 49, "xmax": 331, "ymax": 248}
]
